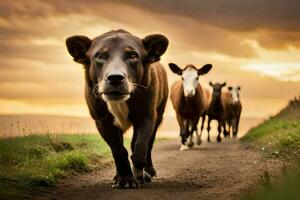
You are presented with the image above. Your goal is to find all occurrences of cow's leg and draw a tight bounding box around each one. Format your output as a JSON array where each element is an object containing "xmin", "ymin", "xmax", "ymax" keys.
[
  {"xmin": 176, "ymin": 114, "xmax": 188, "ymax": 145},
  {"xmin": 233, "ymin": 114, "xmax": 241, "ymax": 137},
  {"xmin": 228, "ymin": 120, "xmax": 233, "ymax": 138},
  {"xmin": 131, "ymin": 129, "xmax": 151, "ymax": 182},
  {"xmin": 222, "ymin": 122, "xmax": 227, "ymax": 137},
  {"xmin": 180, "ymin": 120, "xmax": 190, "ymax": 151},
  {"xmin": 217, "ymin": 121, "xmax": 222, "ymax": 142},
  {"xmin": 207, "ymin": 117, "xmax": 212, "ymax": 142},
  {"xmin": 223, "ymin": 121, "xmax": 230, "ymax": 138},
  {"xmin": 186, "ymin": 133, "xmax": 194, "ymax": 148},
  {"xmin": 131, "ymin": 129, "xmax": 137, "ymax": 154},
  {"xmin": 180, "ymin": 119, "xmax": 189, "ymax": 143},
  {"xmin": 186, "ymin": 120, "xmax": 195, "ymax": 148},
  {"xmin": 196, "ymin": 115, "xmax": 205, "ymax": 145},
  {"xmin": 95, "ymin": 120, "xmax": 138, "ymax": 189},
  {"xmin": 195, "ymin": 128, "xmax": 201, "ymax": 145},
  {"xmin": 131, "ymin": 116, "xmax": 155, "ymax": 184},
  {"xmin": 144, "ymin": 115, "xmax": 163, "ymax": 178}
]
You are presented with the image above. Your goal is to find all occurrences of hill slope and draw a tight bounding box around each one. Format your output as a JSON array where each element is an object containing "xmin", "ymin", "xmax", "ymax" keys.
[
  {"xmin": 242, "ymin": 97, "xmax": 300, "ymax": 157},
  {"xmin": 241, "ymin": 97, "xmax": 300, "ymax": 200}
]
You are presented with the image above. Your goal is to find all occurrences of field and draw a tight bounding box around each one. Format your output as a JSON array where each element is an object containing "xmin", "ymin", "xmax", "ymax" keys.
[{"xmin": 0, "ymin": 134, "xmax": 115, "ymax": 199}]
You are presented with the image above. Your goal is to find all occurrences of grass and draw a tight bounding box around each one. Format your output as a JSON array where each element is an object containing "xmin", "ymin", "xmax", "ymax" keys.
[
  {"xmin": 0, "ymin": 134, "xmax": 129, "ymax": 198},
  {"xmin": 242, "ymin": 96, "xmax": 300, "ymax": 158},
  {"xmin": 241, "ymin": 168, "xmax": 300, "ymax": 200},
  {"xmin": 242, "ymin": 117, "xmax": 300, "ymax": 156},
  {"xmin": 241, "ymin": 98, "xmax": 300, "ymax": 200}
]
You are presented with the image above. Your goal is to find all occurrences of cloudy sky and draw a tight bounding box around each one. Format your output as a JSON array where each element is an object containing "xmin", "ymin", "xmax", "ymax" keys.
[{"xmin": 0, "ymin": 0, "xmax": 299, "ymax": 118}]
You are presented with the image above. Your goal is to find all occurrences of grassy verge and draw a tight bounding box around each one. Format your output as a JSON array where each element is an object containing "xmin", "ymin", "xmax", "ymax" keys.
[
  {"xmin": 241, "ymin": 167, "xmax": 300, "ymax": 200},
  {"xmin": 0, "ymin": 134, "xmax": 124, "ymax": 199},
  {"xmin": 241, "ymin": 98, "xmax": 300, "ymax": 200},
  {"xmin": 242, "ymin": 117, "xmax": 300, "ymax": 158}
]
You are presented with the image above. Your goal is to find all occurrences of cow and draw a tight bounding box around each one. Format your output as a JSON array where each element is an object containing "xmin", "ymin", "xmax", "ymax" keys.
[
  {"xmin": 222, "ymin": 86, "xmax": 242, "ymax": 137},
  {"xmin": 66, "ymin": 30, "xmax": 169, "ymax": 189},
  {"xmin": 207, "ymin": 82, "xmax": 227, "ymax": 142},
  {"xmin": 169, "ymin": 63, "xmax": 212, "ymax": 150}
]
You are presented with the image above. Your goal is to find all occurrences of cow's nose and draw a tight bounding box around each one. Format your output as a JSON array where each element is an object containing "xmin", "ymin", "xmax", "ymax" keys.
[
  {"xmin": 185, "ymin": 89, "xmax": 195, "ymax": 97},
  {"xmin": 106, "ymin": 73, "xmax": 125, "ymax": 86}
]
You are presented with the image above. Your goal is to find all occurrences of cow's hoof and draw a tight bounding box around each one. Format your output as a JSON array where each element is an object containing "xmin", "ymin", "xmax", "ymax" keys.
[
  {"xmin": 196, "ymin": 139, "xmax": 202, "ymax": 145},
  {"xmin": 133, "ymin": 167, "xmax": 152, "ymax": 184},
  {"xmin": 187, "ymin": 141, "xmax": 194, "ymax": 148},
  {"xmin": 217, "ymin": 136, "xmax": 222, "ymax": 143},
  {"xmin": 112, "ymin": 175, "xmax": 139, "ymax": 189},
  {"xmin": 145, "ymin": 166, "xmax": 157, "ymax": 177},
  {"xmin": 180, "ymin": 144, "xmax": 190, "ymax": 151},
  {"xmin": 144, "ymin": 171, "xmax": 152, "ymax": 183}
]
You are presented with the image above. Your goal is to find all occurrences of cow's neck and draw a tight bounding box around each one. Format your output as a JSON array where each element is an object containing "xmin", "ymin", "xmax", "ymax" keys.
[
  {"xmin": 184, "ymin": 96, "xmax": 195, "ymax": 105},
  {"xmin": 211, "ymin": 95, "xmax": 222, "ymax": 112}
]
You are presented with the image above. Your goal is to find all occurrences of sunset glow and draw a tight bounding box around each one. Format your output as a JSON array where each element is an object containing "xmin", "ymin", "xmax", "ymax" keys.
[{"xmin": 0, "ymin": 0, "xmax": 299, "ymax": 118}]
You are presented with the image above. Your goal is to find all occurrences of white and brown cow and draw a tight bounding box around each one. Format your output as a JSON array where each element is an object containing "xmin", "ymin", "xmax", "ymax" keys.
[
  {"xmin": 169, "ymin": 63, "xmax": 212, "ymax": 150},
  {"xmin": 222, "ymin": 86, "xmax": 242, "ymax": 137}
]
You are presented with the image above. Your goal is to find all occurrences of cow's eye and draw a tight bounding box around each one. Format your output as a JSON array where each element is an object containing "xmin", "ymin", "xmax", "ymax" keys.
[
  {"xmin": 126, "ymin": 51, "xmax": 139, "ymax": 60},
  {"xmin": 95, "ymin": 51, "xmax": 108, "ymax": 60}
]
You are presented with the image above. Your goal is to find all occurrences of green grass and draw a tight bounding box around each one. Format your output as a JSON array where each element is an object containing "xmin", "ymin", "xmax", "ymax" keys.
[
  {"xmin": 241, "ymin": 100, "xmax": 300, "ymax": 200},
  {"xmin": 241, "ymin": 168, "xmax": 300, "ymax": 200},
  {"xmin": 242, "ymin": 96, "xmax": 300, "ymax": 155},
  {"xmin": 0, "ymin": 134, "xmax": 128, "ymax": 198},
  {"xmin": 242, "ymin": 117, "xmax": 300, "ymax": 155}
]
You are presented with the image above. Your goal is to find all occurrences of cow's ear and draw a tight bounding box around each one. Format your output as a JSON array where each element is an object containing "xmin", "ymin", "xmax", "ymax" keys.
[
  {"xmin": 221, "ymin": 82, "xmax": 227, "ymax": 87},
  {"xmin": 228, "ymin": 86, "xmax": 233, "ymax": 91},
  {"xmin": 143, "ymin": 34, "xmax": 169, "ymax": 63},
  {"xmin": 168, "ymin": 63, "xmax": 182, "ymax": 75},
  {"xmin": 237, "ymin": 86, "xmax": 241, "ymax": 90},
  {"xmin": 198, "ymin": 64, "xmax": 212, "ymax": 75},
  {"xmin": 209, "ymin": 81, "xmax": 213, "ymax": 87},
  {"xmin": 66, "ymin": 35, "xmax": 92, "ymax": 65}
]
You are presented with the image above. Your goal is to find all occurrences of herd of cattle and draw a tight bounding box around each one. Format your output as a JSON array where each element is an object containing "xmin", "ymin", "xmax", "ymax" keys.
[
  {"xmin": 66, "ymin": 29, "xmax": 242, "ymax": 188},
  {"xmin": 169, "ymin": 63, "xmax": 242, "ymax": 151}
]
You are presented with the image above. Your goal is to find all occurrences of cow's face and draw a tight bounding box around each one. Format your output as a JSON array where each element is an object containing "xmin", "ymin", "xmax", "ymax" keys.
[
  {"xmin": 228, "ymin": 86, "xmax": 241, "ymax": 102},
  {"xmin": 169, "ymin": 63, "xmax": 212, "ymax": 97},
  {"xmin": 66, "ymin": 30, "xmax": 168, "ymax": 102},
  {"xmin": 209, "ymin": 82, "xmax": 226, "ymax": 99}
]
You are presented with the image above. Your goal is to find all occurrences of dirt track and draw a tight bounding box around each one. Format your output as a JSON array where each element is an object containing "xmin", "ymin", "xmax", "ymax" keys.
[{"xmin": 36, "ymin": 139, "xmax": 280, "ymax": 200}]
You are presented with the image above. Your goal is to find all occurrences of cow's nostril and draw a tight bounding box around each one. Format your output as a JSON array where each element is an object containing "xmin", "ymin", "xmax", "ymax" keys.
[{"xmin": 107, "ymin": 74, "xmax": 125, "ymax": 86}]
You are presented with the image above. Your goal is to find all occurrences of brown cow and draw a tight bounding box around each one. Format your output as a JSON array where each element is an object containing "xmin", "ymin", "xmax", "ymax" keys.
[
  {"xmin": 66, "ymin": 30, "xmax": 169, "ymax": 189},
  {"xmin": 222, "ymin": 86, "xmax": 242, "ymax": 137},
  {"xmin": 207, "ymin": 82, "xmax": 227, "ymax": 142},
  {"xmin": 169, "ymin": 63, "xmax": 212, "ymax": 150}
]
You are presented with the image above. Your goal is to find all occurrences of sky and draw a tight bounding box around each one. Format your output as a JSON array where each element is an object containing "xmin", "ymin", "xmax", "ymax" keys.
[{"xmin": 0, "ymin": 0, "xmax": 299, "ymax": 118}]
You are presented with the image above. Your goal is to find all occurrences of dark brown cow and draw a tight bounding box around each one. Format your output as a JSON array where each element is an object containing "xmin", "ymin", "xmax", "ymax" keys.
[
  {"xmin": 169, "ymin": 63, "xmax": 212, "ymax": 150},
  {"xmin": 66, "ymin": 30, "xmax": 169, "ymax": 189},
  {"xmin": 222, "ymin": 86, "xmax": 242, "ymax": 137},
  {"xmin": 207, "ymin": 82, "xmax": 227, "ymax": 142}
]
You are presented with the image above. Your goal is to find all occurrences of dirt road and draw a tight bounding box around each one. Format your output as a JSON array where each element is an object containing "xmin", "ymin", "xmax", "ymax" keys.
[{"xmin": 36, "ymin": 139, "xmax": 280, "ymax": 200}]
